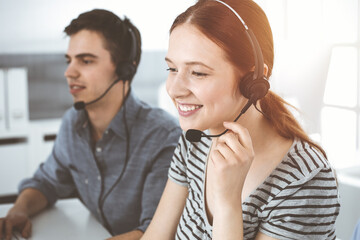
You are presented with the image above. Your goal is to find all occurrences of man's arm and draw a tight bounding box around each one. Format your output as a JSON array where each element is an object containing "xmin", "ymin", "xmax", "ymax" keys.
[
  {"xmin": 0, "ymin": 188, "xmax": 48, "ymax": 240},
  {"xmin": 10, "ymin": 188, "xmax": 48, "ymax": 217}
]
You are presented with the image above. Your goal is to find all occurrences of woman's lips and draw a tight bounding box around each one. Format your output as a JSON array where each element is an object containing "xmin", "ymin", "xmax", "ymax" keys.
[{"xmin": 177, "ymin": 103, "xmax": 203, "ymax": 117}]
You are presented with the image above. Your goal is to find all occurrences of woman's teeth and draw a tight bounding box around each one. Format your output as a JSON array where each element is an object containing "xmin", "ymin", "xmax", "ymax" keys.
[{"xmin": 178, "ymin": 105, "xmax": 201, "ymax": 112}]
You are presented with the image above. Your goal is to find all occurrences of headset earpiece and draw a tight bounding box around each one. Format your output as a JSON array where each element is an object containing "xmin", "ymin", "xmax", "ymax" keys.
[
  {"xmin": 116, "ymin": 18, "xmax": 138, "ymax": 82},
  {"xmin": 117, "ymin": 61, "xmax": 136, "ymax": 82},
  {"xmin": 240, "ymin": 72, "xmax": 270, "ymax": 100}
]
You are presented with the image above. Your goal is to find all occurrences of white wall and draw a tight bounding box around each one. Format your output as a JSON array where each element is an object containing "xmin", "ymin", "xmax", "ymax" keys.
[{"xmin": 0, "ymin": 0, "xmax": 195, "ymax": 53}]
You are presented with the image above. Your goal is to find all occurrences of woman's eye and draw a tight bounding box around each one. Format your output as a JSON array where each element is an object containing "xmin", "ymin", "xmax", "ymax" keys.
[
  {"xmin": 192, "ymin": 71, "xmax": 208, "ymax": 77},
  {"xmin": 166, "ymin": 67, "xmax": 177, "ymax": 72}
]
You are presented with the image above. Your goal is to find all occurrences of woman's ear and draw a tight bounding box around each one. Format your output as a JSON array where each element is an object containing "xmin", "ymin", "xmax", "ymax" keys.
[
  {"xmin": 248, "ymin": 64, "xmax": 269, "ymax": 77},
  {"xmin": 264, "ymin": 63, "xmax": 269, "ymax": 77}
]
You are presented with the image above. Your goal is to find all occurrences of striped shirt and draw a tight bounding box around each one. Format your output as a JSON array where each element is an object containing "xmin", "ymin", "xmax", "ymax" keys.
[{"xmin": 168, "ymin": 132, "xmax": 340, "ymax": 240}]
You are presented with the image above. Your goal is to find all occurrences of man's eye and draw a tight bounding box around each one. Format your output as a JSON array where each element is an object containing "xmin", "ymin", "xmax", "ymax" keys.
[
  {"xmin": 166, "ymin": 67, "xmax": 177, "ymax": 72},
  {"xmin": 83, "ymin": 60, "xmax": 92, "ymax": 64}
]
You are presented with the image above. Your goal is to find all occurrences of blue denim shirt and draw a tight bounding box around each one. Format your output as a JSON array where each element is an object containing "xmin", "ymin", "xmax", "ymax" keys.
[{"xmin": 19, "ymin": 90, "xmax": 181, "ymax": 235}]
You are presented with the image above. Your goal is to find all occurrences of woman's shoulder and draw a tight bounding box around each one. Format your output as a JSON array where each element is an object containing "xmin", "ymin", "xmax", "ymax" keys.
[
  {"xmin": 281, "ymin": 138, "xmax": 333, "ymax": 179},
  {"xmin": 255, "ymin": 139, "xmax": 340, "ymax": 239},
  {"xmin": 260, "ymin": 139, "xmax": 337, "ymax": 199}
]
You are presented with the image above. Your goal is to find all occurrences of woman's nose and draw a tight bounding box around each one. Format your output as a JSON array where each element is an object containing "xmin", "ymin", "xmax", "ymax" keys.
[{"xmin": 166, "ymin": 71, "xmax": 189, "ymax": 98}]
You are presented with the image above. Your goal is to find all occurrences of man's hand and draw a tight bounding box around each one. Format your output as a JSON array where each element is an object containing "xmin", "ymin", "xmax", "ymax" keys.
[
  {"xmin": 0, "ymin": 188, "xmax": 48, "ymax": 240},
  {"xmin": 0, "ymin": 209, "xmax": 32, "ymax": 240}
]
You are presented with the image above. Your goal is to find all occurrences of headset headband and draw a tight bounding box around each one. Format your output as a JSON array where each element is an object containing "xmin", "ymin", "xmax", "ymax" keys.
[{"xmin": 213, "ymin": 0, "xmax": 264, "ymax": 81}]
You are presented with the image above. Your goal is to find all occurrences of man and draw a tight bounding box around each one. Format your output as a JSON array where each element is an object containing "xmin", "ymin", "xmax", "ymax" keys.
[{"xmin": 0, "ymin": 9, "xmax": 181, "ymax": 240}]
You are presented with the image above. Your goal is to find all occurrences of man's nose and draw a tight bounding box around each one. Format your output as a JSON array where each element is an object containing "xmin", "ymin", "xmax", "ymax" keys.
[{"xmin": 64, "ymin": 62, "xmax": 79, "ymax": 79}]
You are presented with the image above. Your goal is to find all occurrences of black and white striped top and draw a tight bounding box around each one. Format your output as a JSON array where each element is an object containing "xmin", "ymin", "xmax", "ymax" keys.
[{"xmin": 168, "ymin": 132, "xmax": 340, "ymax": 240}]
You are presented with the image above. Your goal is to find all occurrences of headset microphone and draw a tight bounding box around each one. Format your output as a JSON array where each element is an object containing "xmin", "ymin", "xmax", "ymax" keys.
[
  {"xmin": 73, "ymin": 78, "xmax": 121, "ymax": 110},
  {"xmin": 185, "ymin": 95, "xmax": 257, "ymax": 142}
]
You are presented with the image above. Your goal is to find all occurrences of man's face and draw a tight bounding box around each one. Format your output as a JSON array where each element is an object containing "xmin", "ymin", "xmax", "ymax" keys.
[{"xmin": 64, "ymin": 30, "xmax": 117, "ymax": 105}]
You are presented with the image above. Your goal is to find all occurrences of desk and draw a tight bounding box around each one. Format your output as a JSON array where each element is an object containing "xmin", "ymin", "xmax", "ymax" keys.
[
  {"xmin": 0, "ymin": 198, "xmax": 111, "ymax": 240},
  {"xmin": 351, "ymin": 219, "xmax": 360, "ymax": 240},
  {"xmin": 335, "ymin": 166, "xmax": 360, "ymax": 240}
]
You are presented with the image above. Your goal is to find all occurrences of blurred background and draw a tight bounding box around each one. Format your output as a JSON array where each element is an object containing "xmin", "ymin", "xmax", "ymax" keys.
[{"xmin": 0, "ymin": 0, "xmax": 359, "ymax": 239}]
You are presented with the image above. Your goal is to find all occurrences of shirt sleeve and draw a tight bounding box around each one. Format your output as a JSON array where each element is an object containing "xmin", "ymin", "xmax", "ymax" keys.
[
  {"xmin": 18, "ymin": 115, "xmax": 77, "ymax": 206},
  {"xmin": 168, "ymin": 132, "xmax": 188, "ymax": 187},
  {"xmin": 136, "ymin": 127, "xmax": 182, "ymax": 233},
  {"xmin": 258, "ymin": 167, "xmax": 340, "ymax": 240}
]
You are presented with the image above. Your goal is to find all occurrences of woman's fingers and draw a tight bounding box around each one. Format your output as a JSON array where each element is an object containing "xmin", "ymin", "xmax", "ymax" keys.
[
  {"xmin": 213, "ymin": 122, "xmax": 254, "ymax": 163},
  {"xmin": 223, "ymin": 121, "xmax": 253, "ymax": 152},
  {"xmin": 214, "ymin": 133, "xmax": 242, "ymax": 162}
]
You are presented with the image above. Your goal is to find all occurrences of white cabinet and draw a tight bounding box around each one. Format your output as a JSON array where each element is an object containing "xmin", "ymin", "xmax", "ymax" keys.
[
  {"xmin": 0, "ymin": 67, "xmax": 29, "ymax": 196},
  {"xmin": 0, "ymin": 142, "xmax": 28, "ymax": 196},
  {"xmin": 0, "ymin": 68, "xmax": 60, "ymax": 196},
  {"xmin": 7, "ymin": 68, "xmax": 29, "ymax": 131},
  {"xmin": 0, "ymin": 119, "xmax": 61, "ymax": 196},
  {"xmin": 0, "ymin": 68, "xmax": 29, "ymax": 139},
  {"xmin": 0, "ymin": 70, "xmax": 6, "ymax": 132},
  {"xmin": 27, "ymin": 119, "xmax": 61, "ymax": 176}
]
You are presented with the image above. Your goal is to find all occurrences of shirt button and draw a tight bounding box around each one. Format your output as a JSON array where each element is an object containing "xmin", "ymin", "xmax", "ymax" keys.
[
  {"xmin": 104, "ymin": 130, "xmax": 109, "ymax": 135},
  {"xmin": 96, "ymin": 147, "xmax": 102, "ymax": 153},
  {"xmin": 84, "ymin": 179, "xmax": 88, "ymax": 184},
  {"xmin": 97, "ymin": 175, "xmax": 101, "ymax": 181}
]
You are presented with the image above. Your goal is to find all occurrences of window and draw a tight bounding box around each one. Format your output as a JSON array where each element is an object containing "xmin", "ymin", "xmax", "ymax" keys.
[
  {"xmin": 258, "ymin": 0, "xmax": 359, "ymax": 168},
  {"xmin": 321, "ymin": 0, "xmax": 359, "ymax": 168}
]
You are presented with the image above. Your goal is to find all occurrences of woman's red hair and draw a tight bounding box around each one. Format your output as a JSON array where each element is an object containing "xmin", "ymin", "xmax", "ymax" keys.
[{"xmin": 170, "ymin": 0, "xmax": 326, "ymax": 158}]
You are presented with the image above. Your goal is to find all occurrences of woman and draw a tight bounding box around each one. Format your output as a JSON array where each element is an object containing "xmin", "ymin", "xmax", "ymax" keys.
[{"xmin": 142, "ymin": 0, "xmax": 340, "ymax": 239}]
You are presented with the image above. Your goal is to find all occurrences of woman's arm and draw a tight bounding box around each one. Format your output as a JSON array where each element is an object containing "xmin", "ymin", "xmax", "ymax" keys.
[
  {"xmin": 255, "ymin": 232, "xmax": 279, "ymax": 240},
  {"xmin": 141, "ymin": 179, "xmax": 188, "ymax": 240},
  {"xmin": 106, "ymin": 230, "xmax": 143, "ymax": 240}
]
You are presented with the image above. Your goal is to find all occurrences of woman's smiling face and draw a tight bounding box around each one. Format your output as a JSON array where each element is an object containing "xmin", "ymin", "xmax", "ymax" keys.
[{"xmin": 165, "ymin": 23, "xmax": 246, "ymax": 135}]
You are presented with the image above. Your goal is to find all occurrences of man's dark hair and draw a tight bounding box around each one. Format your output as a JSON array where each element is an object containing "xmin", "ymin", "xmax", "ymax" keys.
[{"xmin": 64, "ymin": 9, "xmax": 141, "ymax": 80}]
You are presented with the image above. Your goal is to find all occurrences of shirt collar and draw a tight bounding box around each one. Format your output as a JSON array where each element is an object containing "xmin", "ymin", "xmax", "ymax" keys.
[
  {"xmin": 108, "ymin": 89, "xmax": 141, "ymax": 139},
  {"xmin": 74, "ymin": 88, "xmax": 142, "ymax": 139},
  {"xmin": 75, "ymin": 108, "xmax": 89, "ymax": 132}
]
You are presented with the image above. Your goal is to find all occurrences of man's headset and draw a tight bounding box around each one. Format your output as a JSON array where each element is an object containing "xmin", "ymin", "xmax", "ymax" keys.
[
  {"xmin": 73, "ymin": 17, "xmax": 139, "ymax": 235},
  {"xmin": 73, "ymin": 17, "xmax": 139, "ymax": 110},
  {"xmin": 116, "ymin": 17, "xmax": 139, "ymax": 83},
  {"xmin": 185, "ymin": 0, "xmax": 270, "ymax": 142}
]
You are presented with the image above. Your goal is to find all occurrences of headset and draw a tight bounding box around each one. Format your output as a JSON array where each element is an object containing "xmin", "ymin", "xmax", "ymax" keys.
[
  {"xmin": 116, "ymin": 17, "xmax": 139, "ymax": 83},
  {"xmin": 93, "ymin": 17, "xmax": 139, "ymax": 235},
  {"xmin": 185, "ymin": 0, "xmax": 270, "ymax": 142}
]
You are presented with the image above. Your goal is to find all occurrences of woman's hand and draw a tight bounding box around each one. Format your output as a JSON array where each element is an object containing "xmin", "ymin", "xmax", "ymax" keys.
[{"xmin": 208, "ymin": 121, "xmax": 255, "ymax": 207}]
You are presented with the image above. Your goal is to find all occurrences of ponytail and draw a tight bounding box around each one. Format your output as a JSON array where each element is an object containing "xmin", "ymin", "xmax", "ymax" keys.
[{"xmin": 260, "ymin": 91, "xmax": 327, "ymax": 159}]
